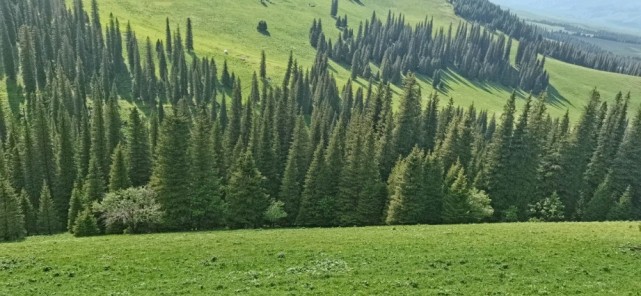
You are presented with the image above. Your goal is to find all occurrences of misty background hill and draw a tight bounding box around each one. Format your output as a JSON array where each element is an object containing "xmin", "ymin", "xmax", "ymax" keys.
[{"xmin": 490, "ymin": 0, "xmax": 641, "ymax": 35}]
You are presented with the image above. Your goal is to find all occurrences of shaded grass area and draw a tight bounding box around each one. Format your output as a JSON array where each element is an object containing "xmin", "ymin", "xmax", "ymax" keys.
[{"xmin": 0, "ymin": 223, "xmax": 640, "ymax": 294}]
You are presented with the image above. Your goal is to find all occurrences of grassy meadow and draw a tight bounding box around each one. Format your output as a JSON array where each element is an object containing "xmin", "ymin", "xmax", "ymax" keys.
[{"xmin": 1, "ymin": 222, "xmax": 640, "ymax": 295}]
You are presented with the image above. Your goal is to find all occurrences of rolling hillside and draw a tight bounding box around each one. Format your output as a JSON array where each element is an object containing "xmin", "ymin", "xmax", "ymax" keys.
[
  {"xmin": 490, "ymin": 0, "xmax": 641, "ymax": 36},
  {"xmin": 54, "ymin": 0, "xmax": 641, "ymax": 120}
]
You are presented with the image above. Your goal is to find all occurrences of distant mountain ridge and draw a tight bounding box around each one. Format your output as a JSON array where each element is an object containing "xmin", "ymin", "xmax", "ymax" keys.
[{"xmin": 490, "ymin": 0, "xmax": 641, "ymax": 35}]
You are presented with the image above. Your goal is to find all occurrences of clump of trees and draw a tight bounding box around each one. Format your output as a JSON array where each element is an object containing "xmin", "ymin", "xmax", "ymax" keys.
[{"xmin": 309, "ymin": 11, "xmax": 549, "ymax": 94}]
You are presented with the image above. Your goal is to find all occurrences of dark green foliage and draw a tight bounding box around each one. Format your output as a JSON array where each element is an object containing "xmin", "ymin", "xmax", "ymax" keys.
[
  {"xmin": 150, "ymin": 107, "xmax": 192, "ymax": 231},
  {"xmin": 84, "ymin": 156, "xmax": 105, "ymax": 202},
  {"xmin": 279, "ymin": 116, "xmax": 311, "ymax": 224},
  {"xmin": 108, "ymin": 144, "xmax": 131, "ymax": 192},
  {"xmin": 528, "ymin": 192, "xmax": 565, "ymax": 222},
  {"xmin": 386, "ymin": 148, "xmax": 428, "ymax": 225},
  {"xmin": 330, "ymin": 0, "xmax": 338, "ymax": 17},
  {"xmin": 189, "ymin": 108, "xmax": 224, "ymax": 229},
  {"xmin": 607, "ymin": 187, "xmax": 634, "ymax": 221},
  {"xmin": 185, "ymin": 18, "xmax": 194, "ymax": 51},
  {"xmin": 226, "ymin": 151, "xmax": 269, "ymax": 228},
  {"xmin": 584, "ymin": 177, "xmax": 615, "ymax": 222},
  {"xmin": 67, "ymin": 183, "xmax": 84, "ymax": 232},
  {"xmin": 165, "ymin": 17, "xmax": 172, "ymax": 54},
  {"xmin": 72, "ymin": 208, "xmax": 100, "ymax": 237},
  {"xmin": 126, "ymin": 107, "xmax": 152, "ymax": 187},
  {"xmin": 54, "ymin": 113, "xmax": 76, "ymax": 224},
  {"xmin": 18, "ymin": 26, "xmax": 37, "ymax": 93},
  {"xmin": 37, "ymin": 182, "xmax": 60, "ymax": 235},
  {"xmin": 392, "ymin": 73, "xmax": 422, "ymax": 157},
  {"xmin": 442, "ymin": 164, "xmax": 470, "ymax": 224},
  {"xmin": 0, "ymin": 178, "xmax": 25, "ymax": 242},
  {"xmin": 18, "ymin": 190, "xmax": 36, "ymax": 236},
  {"xmin": 480, "ymin": 93, "xmax": 516, "ymax": 219},
  {"xmin": 260, "ymin": 50, "xmax": 267, "ymax": 79}
]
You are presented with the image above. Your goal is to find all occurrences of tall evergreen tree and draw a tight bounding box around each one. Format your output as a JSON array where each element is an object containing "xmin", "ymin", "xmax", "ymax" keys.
[
  {"xmin": 386, "ymin": 147, "xmax": 427, "ymax": 225},
  {"xmin": 260, "ymin": 49, "xmax": 267, "ymax": 79},
  {"xmin": 150, "ymin": 107, "xmax": 192, "ymax": 230},
  {"xmin": 479, "ymin": 93, "xmax": 516, "ymax": 220},
  {"xmin": 0, "ymin": 178, "xmax": 25, "ymax": 241},
  {"xmin": 54, "ymin": 113, "xmax": 76, "ymax": 223},
  {"xmin": 226, "ymin": 151, "xmax": 268, "ymax": 228},
  {"xmin": 279, "ymin": 116, "xmax": 311, "ymax": 224},
  {"xmin": 392, "ymin": 73, "xmax": 422, "ymax": 157},
  {"xmin": 165, "ymin": 17, "xmax": 172, "ymax": 55},
  {"xmin": 19, "ymin": 190, "xmax": 36, "ymax": 236},
  {"xmin": 125, "ymin": 107, "xmax": 152, "ymax": 187},
  {"xmin": 185, "ymin": 18, "xmax": 194, "ymax": 52},
  {"xmin": 189, "ymin": 107, "xmax": 224, "ymax": 229},
  {"xmin": 37, "ymin": 182, "xmax": 60, "ymax": 235},
  {"xmin": 108, "ymin": 144, "xmax": 130, "ymax": 192},
  {"xmin": 67, "ymin": 182, "xmax": 84, "ymax": 232}
]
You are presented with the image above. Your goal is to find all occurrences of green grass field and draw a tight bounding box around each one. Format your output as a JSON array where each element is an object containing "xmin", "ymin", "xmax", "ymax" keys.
[{"xmin": 1, "ymin": 223, "xmax": 640, "ymax": 294}]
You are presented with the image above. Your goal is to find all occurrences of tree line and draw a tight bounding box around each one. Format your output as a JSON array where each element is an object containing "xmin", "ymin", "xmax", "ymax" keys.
[
  {"xmin": 0, "ymin": 0, "xmax": 640, "ymax": 242},
  {"xmin": 449, "ymin": 0, "xmax": 641, "ymax": 76}
]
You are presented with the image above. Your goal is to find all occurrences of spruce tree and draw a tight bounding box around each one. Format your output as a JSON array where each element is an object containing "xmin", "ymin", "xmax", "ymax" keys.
[
  {"xmin": 126, "ymin": 107, "xmax": 152, "ymax": 187},
  {"xmin": 67, "ymin": 183, "xmax": 84, "ymax": 232},
  {"xmin": 386, "ymin": 147, "xmax": 427, "ymax": 225},
  {"xmin": 72, "ymin": 208, "xmax": 100, "ymax": 237},
  {"xmin": 54, "ymin": 113, "xmax": 76, "ymax": 224},
  {"xmin": 0, "ymin": 21, "xmax": 16, "ymax": 81},
  {"xmin": 392, "ymin": 73, "xmax": 422, "ymax": 157},
  {"xmin": 165, "ymin": 17, "xmax": 172, "ymax": 54},
  {"xmin": 279, "ymin": 116, "xmax": 311, "ymax": 224},
  {"xmin": 185, "ymin": 18, "xmax": 194, "ymax": 52},
  {"xmin": 226, "ymin": 151, "xmax": 269, "ymax": 228},
  {"xmin": 260, "ymin": 49, "xmax": 267, "ymax": 79},
  {"xmin": 90, "ymin": 95, "xmax": 108, "ymax": 182},
  {"xmin": 108, "ymin": 144, "xmax": 130, "ymax": 192},
  {"xmin": 37, "ymin": 182, "xmax": 60, "ymax": 235},
  {"xmin": 607, "ymin": 187, "xmax": 634, "ymax": 221},
  {"xmin": 608, "ymin": 105, "xmax": 641, "ymax": 218},
  {"xmin": 0, "ymin": 178, "xmax": 25, "ymax": 241},
  {"xmin": 330, "ymin": 0, "xmax": 339, "ymax": 17},
  {"xmin": 189, "ymin": 107, "xmax": 224, "ymax": 229},
  {"xmin": 150, "ymin": 107, "xmax": 192, "ymax": 230},
  {"xmin": 442, "ymin": 166, "xmax": 470, "ymax": 224},
  {"xmin": 19, "ymin": 190, "xmax": 36, "ymax": 236},
  {"xmin": 560, "ymin": 90, "xmax": 601, "ymax": 218},
  {"xmin": 423, "ymin": 154, "xmax": 444, "ymax": 224},
  {"xmin": 18, "ymin": 27, "xmax": 37, "ymax": 94},
  {"xmin": 584, "ymin": 176, "xmax": 614, "ymax": 221},
  {"xmin": 84, "ymin": 153, "xmax": 105, "ymax": 203},
  {"xmin": 104, "ymin": 93, "xmax": 121, "ymax": 161},
  {"xmin": 480, "ymin": 93, "xmax": 516, "ymax": 220}
]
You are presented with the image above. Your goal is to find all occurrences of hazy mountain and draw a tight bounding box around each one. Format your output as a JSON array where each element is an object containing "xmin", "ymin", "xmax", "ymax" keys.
[{"xmin": 490, "ymin": 0, "xmax": 641, "ymax": 35}]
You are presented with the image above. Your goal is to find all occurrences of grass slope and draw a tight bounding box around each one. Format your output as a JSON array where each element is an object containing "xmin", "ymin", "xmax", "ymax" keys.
[
  {"xmin": 1, "ymin": 223, "xmax": 640, "ymax": 294},
  {"xmin": 70, "ymin": 0, "xmax": 641, "ymax": 121}
]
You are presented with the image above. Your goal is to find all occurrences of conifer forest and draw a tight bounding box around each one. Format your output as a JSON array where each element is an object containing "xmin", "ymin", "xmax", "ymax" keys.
[{"xmin": 0, "ymin": 0, "xmax": 640, "ymax": 242}]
